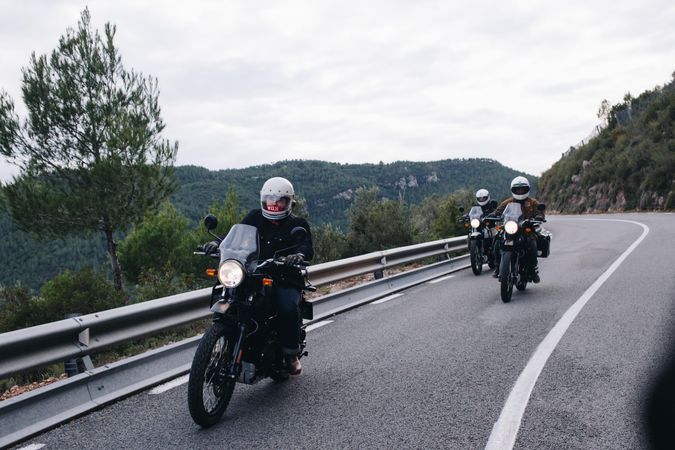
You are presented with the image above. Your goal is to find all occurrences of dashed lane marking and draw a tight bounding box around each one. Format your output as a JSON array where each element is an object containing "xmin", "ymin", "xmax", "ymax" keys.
[
  {"xmin": 427, "ymin": 275, "xmax": 455, "ymax": 284},
  {"xmin": 149, "ymin": 374, "xmax": 189, "ymax": 395},
  {"xmin": 371, "ymin": 293, "xmax": 404, "ymax": 304},
  {"xmin": 16, "ymin": 444, "xmax": 46, "ymax": 450},
  {"xmin": 305, "ymin": 320, "xmax": 334, "ymax": 332},
  {"xmin": 148, "ymin": 320, "xmax": 335, "ymax": 395}
]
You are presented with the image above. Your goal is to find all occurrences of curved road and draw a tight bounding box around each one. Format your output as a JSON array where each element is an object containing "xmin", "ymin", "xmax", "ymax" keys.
[{"xmin": 14, "ymin": 213, "xmax": 675, "ymax": 449}]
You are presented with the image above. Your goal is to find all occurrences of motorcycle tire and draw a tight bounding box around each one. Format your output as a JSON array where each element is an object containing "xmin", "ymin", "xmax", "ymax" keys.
[
  {"xmin": 499, "ymin": 251, "xmax": 514, "ymax": 303},
  {"xmin": 188, "ymin": 321, "xmax": 237, "ymax": 427},
  {"xmin": 470, "ymin": 240, "xmax": 483, "ymax": 275}
]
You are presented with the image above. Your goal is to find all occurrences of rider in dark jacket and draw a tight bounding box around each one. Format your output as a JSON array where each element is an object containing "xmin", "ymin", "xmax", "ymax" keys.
[
  {"xmin": 205, "ymin": 177, "xmax": 313, "ymax": 375},
  {"xmin": 492, "ymin": 176, "xmax": 544, "ymax": 282}
]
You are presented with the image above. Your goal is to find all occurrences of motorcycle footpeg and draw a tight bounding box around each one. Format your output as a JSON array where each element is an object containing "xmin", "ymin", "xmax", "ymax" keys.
[{"xmin": 300, "ymin": 351, "xmax": 308, "ymax": 358}]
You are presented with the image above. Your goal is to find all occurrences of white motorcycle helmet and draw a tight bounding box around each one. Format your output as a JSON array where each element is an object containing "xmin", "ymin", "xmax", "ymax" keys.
[
  {"xmin": 475, "ymin": 189, "xmax": 490, "ymax": 206},
  {"xmin": 510, "ymin": 176, "xmax": 530, "ymax": 201},
  {"xmin": 260, "ymin": 177, "xmax": 294, "ymax": 220}
]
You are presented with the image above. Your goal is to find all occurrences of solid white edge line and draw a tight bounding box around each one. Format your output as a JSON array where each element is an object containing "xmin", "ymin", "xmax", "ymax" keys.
[
  {"xmin": 16, "ymin": 444, "xmax": 46, "ymax": 450},
  {"xmin": 371, "ymin": 293, "xmax": 404, "ymax": 304},
  {"xmin": 305, "ymin": 320, "xmax": 334, "ymax": 332},
  {"xmin": 148, "ymin": 374, "xmax": 190, "ymax": 395},
  {"xmin": 428, "ymin": 275, "xmax": 455, "ymax": 284},
  {"xmin": 485, "ymin": 219, "xmax": 650, "ymax": 450}
]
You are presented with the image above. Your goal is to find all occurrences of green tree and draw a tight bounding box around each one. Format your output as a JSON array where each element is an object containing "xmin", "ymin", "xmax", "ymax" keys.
[
  {"xmin": 345, "ymin": 187, "xmax": 413, "ymax": 256},
  {"xmin": 0, "ymin": 9, "xmax": 177, "ymax": 291},
  {"xmin": 0, "ymin": 284, "xmax": 38, "ymax": 333},
  {"xmin": 118, "ymin": 202, "xmax": 191, "ymax": 284},
  {"xmin": 312, "ymin": 223, "xmax": 347, "ymax": 263},
  {"xmin": 37, "ymin": 267, "xmax": 127, "ymax": 324},
  {"xmin": 207, "ymin": 189, "xmax": 244, "ymax": 237}
]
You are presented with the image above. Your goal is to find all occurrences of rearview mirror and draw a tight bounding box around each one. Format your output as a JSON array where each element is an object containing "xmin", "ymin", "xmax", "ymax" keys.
[
  {"xmin": 537, "ymin": 203, "xmax": 546, "ymax": 211},
  {"xmin": 290, "ymin": 226, "xmax": 308, "ymax": 242},
  {"xmin": 204, "ymin": 214, "xmax": 218, "ymax": 231},
  {"xmin": 459, "ymin": 207, "xmax": 465, "ymax": 213}
]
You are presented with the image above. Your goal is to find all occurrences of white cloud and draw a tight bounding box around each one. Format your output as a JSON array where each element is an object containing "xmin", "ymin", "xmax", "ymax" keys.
[{"xmin": 1, "ymin": 0, "xmax": 674, "ymax": 182}]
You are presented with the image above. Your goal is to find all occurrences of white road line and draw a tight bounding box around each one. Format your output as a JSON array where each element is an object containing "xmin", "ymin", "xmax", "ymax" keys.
[
  {"xmin": 371, "ymin": 293, "xmax": 404, "ymax": 304},
  {"xmin": 427, "ymin": 275, "xmax": 455, "ymax": 284},
  {"xmin": 305, "ymin": 320, "xmax": 334, "ymax": 332},
  {"xmin": 16, "ymin": 444, "xmax": 46, "ymax": 450},
  {"xmin": 485, "ymin": 219, "xmax": 650, "ymax": 450},
  {"xmin": 148, "ymin": 374, "xmax": 189, "ymax": 395}
]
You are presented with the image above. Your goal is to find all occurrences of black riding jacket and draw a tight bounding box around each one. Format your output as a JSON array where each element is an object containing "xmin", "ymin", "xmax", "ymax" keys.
[{"xmin": 240, "ymin": 209, "xmax": 314, "ymax": 288}]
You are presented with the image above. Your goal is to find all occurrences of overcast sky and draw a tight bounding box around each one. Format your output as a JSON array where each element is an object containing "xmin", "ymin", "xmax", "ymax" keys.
[{"xmin": 1, "ymin": 0, "xmax": 674, "ymax": 182}]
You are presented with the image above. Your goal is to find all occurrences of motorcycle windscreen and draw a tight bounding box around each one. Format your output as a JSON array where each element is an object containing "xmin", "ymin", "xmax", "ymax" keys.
[
  {"xmin": 502, "ymin": 202, "xmax": 523, "ymax": 223},
  {"xmin": 469, "ymin": 206, "xmax": 483, "ymax": 220},
  {"xmin": 219, "ymin": 224, "xmax": 260, "ymax": 268}
]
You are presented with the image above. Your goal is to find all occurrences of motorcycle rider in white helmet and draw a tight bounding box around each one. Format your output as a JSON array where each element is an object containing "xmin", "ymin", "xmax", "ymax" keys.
[
  {"xmin": 492, "ymin": 176, "xmax": 545, "ymax": 282},
  {"xmin": 475, "ymin": 188, "xmax": 495, "ymax": 215},
  {"xmin": 204, "ymin": 177, "xmax": 313, "ymax": 375}
]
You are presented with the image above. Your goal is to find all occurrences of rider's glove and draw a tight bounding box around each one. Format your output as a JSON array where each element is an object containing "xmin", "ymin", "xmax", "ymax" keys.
[
  {"xmin": 534, "ymin": 215, "xmax": 544, "ymax": 221},
  {"xmin": 203, "ymin": 241, "xmax": 219, "ymax": 255},
  {"xmin": 285, "ymin": 253, "xmax": 305, "ymax": 266}
]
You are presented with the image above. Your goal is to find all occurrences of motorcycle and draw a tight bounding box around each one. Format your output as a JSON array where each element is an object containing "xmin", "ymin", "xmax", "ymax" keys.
[
  {"xmin": 496, "ymin": 202, "xmax": 547, "ymax": 303},
  {"xmin": 187, "ymin": 214, "xmax": 315, "ymax": 427},
  {"xmin": 459, "ymin": 202, "xmax": 497, "ymax": 275}
]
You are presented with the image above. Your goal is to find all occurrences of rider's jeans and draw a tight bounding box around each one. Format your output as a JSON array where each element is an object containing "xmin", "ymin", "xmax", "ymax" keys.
[{"xmin": 274, "ymin": 286, "xmax": 302, "ymax": 356}]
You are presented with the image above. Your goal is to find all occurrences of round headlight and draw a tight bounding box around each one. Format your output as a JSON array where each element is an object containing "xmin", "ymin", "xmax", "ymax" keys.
[
  {"xmin": 470, "ymin": 218, "xmax": 480, "ymax": 228},
  {"xmin": 218, "ymin": 260, "xmax": 245, "ymax": 288},
  {"xmin": 504, "ymin": 220, "xmax": 519, "ymax": 235}
]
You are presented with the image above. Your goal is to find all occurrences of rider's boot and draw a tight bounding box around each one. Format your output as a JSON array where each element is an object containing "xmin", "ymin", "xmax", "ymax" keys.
[
  {"xmin": 531, "ymin": 267, "xmax": 540, "ymax": 283},
  {"xmin": 286, "ymin": 355, "xmax": 302, "ymax": 376}
]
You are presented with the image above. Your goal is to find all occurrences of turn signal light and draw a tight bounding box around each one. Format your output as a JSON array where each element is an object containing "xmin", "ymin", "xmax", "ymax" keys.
[
  {"xmin": 262, "ymin": 278, "xmax": 274, "ymax": 286},
  {"xmin": 205, "ymin": 269, "xmax": 217, "ymax": 277}
]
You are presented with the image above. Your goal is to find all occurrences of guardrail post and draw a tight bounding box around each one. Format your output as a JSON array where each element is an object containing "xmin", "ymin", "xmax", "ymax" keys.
[{"xmin": 64, "ymin": 313, "xmax": 93, "ymax": 376}]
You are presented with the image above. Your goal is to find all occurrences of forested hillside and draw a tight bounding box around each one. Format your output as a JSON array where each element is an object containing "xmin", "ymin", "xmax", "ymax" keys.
[
  {"xmin": 171, "ymin": 158, "xmax": 532, "ymax": 226},
  {"xmin": 1, "ymin": 158, "xmax": 533, "ymax": 289},
  {"xmin": 539, "ymin": 76, "xmax": 675, "ymax": 212}
]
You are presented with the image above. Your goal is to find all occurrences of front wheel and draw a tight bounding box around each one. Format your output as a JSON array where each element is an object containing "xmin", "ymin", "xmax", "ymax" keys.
[
  {"xmin": 500, "ymin": 251, "xmax": 514, "ymax": 303},
  {"xmin": 470, "ymin": 240, "xmax": 483, "ymax": 275},
  {"xmin": 187, "ymin": 321, "xmax": 237, "ymax": 427}
]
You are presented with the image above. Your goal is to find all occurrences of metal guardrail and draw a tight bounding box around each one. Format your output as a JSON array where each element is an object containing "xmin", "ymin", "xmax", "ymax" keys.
[
  {"xmin": 0, "ymin": 236, "xmax": 466, "ymax": 381},
  {"xmin": 0, "ymin": 236, "xmax": 470, "ymax": 448}
]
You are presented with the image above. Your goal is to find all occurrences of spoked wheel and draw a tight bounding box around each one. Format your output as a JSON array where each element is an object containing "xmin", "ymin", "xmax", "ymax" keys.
[
  {"xmin": 470, "ymin": 240, "xmax": 483, "ymax": 275},
  {"xmin": 187, "ymin": 322, "xmax": 237, "ymax": 427},
  {"xmin": 500, "ymin": 251, "xmax": 514, "ymax": 303}
]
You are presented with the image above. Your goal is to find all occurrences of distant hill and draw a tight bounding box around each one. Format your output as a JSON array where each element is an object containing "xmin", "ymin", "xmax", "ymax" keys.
[
  {"xmin": 1, "ymin": 158, "xmax": 534, "ymax": 289},
  {"xmin": 539, "ymin": 76, "xmax": 675, "ymax": 212},
  {"xmin": 171, "ymin": 158, "xmax": 535, "ymax": 227}
]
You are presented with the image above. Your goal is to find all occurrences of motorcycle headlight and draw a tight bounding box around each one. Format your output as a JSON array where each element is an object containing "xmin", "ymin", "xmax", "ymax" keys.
[
  {"xmin": 218, "ymin": 260, "xmax": 245, "ymax": 288},
  {"xmin": 504, "ymin": 220, "xmax": 519, "ymax": 235},
  {"xmin": 470, "ymin": 218, "xmax": 480, "ymax": 228}
]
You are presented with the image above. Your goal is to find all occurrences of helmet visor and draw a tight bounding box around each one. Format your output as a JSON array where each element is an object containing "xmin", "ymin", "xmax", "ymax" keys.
[
  {"xmin": 477, "ymin": 196, "xmax": 489, "ymax": 203},
  {"xmin": 511, "ymin": 186, "xmax": 530, "ymax": 196},
  {"xmin": 261, "ymin": 195, "xmax": 290, "ymax": 213}
]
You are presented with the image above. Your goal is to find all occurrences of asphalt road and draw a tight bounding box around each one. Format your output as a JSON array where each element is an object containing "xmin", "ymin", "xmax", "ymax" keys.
[{"xmin": 14, "ymin": 213, "xmax": 675, "ymax": 450}]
